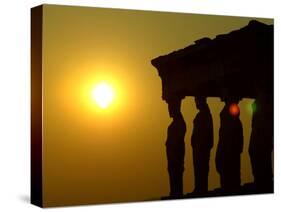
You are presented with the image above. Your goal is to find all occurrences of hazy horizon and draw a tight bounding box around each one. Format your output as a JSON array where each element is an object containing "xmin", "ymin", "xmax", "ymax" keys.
[{"xmin": 41, "ymin": 4, "xmax": 273, "ymax": 206}]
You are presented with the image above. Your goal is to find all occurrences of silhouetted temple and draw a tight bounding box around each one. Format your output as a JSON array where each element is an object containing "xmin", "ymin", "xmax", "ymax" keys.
[
  {"xmin": 151, "ymin": 20, "xmax": 273, "ymax": 100},
  {"xmin": 151, "ymin": 20, "xmax": 274, "ymax": 198}
]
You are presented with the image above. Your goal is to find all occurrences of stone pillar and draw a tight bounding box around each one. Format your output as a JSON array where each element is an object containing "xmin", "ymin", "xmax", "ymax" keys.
[{"xmin": 165, "ymin": 97, "xmax": 186, "ymax": 197}]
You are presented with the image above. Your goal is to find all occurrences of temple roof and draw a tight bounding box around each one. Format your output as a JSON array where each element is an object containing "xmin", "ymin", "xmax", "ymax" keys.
[{"xmin": 151, "ymin": 20, "xmax": 273, "ymax": 100}]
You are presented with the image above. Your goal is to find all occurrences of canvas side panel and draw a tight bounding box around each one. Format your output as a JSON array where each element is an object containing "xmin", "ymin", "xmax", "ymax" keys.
[{"xmin": 31, "ymin": 5, "xmax": 43, "ymax": 208}]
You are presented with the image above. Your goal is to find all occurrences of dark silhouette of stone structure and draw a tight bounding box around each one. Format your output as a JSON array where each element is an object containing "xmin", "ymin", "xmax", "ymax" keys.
[
  {"xmin": 216, "ymin": 98, "xmax": 243, "ymax": 193},
  {"xmin": 151, "ymin": 20, "xmax": 273, "ymax": 100},
  {"xmin": 249, "ymin": 93, "xmax": 273, "ymax": 192},
  {"xmin": 166, "ymin": 97, "xmax": 186, "ymax": 198},
  {"xmin": 151, "ymin": 20, "xmax": 273, "ymax": 197},
  {"xmin": 191, "ymin": 96, "xmax": 213, "ymax": 194}
]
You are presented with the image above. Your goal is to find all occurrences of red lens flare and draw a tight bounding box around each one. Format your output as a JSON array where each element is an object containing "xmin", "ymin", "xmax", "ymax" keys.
[{"xmin": 229, "ymin": 103, "xmax": 240, "ymax": 117}]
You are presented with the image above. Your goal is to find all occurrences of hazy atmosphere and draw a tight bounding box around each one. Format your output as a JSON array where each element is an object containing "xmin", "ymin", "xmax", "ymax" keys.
[{"xmin": 42, "ymin": 5, "xmax": 273, "ymax": 206}]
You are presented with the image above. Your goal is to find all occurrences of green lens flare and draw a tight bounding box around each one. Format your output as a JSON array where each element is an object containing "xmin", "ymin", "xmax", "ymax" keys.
[{"xmin": 251, "ymin": 101, "xmax": 257, "ymax": 113}]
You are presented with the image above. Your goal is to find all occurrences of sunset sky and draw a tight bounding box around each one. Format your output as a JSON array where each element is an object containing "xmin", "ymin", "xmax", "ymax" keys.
[{"xmin": 41, "ymin": 4, "xmax": 273, "ymax": 206}]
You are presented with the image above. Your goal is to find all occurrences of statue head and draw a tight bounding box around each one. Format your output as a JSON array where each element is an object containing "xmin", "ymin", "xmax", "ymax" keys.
[
  {"xmin": 195, "ymin": 96, "xmax": 208, "ymax": 110},
  {"xmin": 224, "ymin": 96, "xmax": 240, "ymax": 105},
  {"xmin": 167, "ymin": 97, "xmax": 182, "ymax": 118}
]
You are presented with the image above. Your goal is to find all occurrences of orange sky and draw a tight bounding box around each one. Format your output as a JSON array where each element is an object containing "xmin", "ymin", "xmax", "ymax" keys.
[{"xmin": 41, "ymin": 4, "xmax": 273, "ymax": 206}]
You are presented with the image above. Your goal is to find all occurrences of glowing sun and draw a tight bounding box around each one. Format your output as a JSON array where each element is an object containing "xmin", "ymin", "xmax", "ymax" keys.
[{"xmin": 92, "ymin": 82, "xmax": 114, "ymax": 109}]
